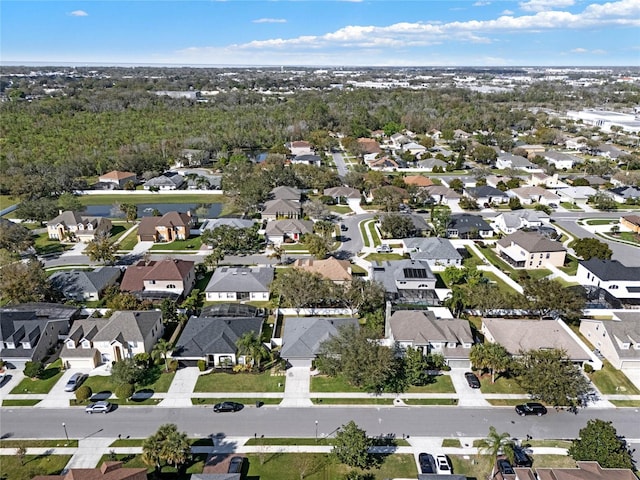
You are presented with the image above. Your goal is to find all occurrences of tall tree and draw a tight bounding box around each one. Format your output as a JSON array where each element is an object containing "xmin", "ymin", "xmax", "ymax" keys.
[
  {"xmin": 120, "ymin": 203, "xmax": 138, "ymax": 223},
  {"xmin": 152, "ymin": 339, "xmax": 174, "ymax": 372},
  {"xmin": 469, "ymin": 343, "xmax": 511, "ymax": 383},
  {"xmin": 84, "ymin": 233, "xmax": 118, "ymax": 265},
  {"xmin": 379, "ymin": 213, "xmax": 415, "ymax": 239},
  {"xmin": 572, "ymin": 238, "xmax": 612, "ymax": 261},
  {"xmin": 332, "ymin": 421, "xmax": 373, "ymax": 469},
  {"xmin": 235, "ymin": 331, "xmax": 269, "ymax": 370},
  {"xmin": 476, "ymin": 426, "xmax": 512, "ymax": 466},
  {"xmin": 522, "ymin": 277, "xmax": 584, "ymax": 321},
  {"xmin": 0, "ymin": 259, "xmax": 50, "ymax": 304},
  {"xmin": 568, "ymin": 419, "xmax": 634, "ymax": 469}
]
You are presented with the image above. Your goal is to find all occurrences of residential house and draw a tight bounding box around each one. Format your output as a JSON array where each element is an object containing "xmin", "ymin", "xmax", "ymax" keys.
[
  {"xmin": 481, "ymin": 318, "xmax": 596, "ymax": 367},
  {"xmin": 386, "ymin": 310, "xmax": 473, "ymax": 368},
  {"xmin": 424, "ymin": 185, "xmax": 461, "ymax": 206},
  {"xmin": 493, "ymin": 210, "xmax": 549, "ymax": 235},
  {"xmin": 429, "ymin": 146, "xmax": 454, "ymax": 158},
  {"xmin": 517, "ymin": 144, "xmax": 546, "ymax": 157},
  {"xmin": 620, "ymin": 214, "xmax": 640, "ymax": 233},
  {"xmin": 464, "ymin": 186, "xmax": 509, "ymax": 206},
  {"xmin": 291, "ymin": 154, "xmax": 322, "ymax": 166},
  {"xmin": 416, "ymin": 158, "xmax": 448, "ymax": 172},
  {"xmin": 323, "ymin": 186, "xmax": 361, "ymax": 202},
  {"xmin": 280, "ymin": 317, "xmax": 359, "ymax": 366},
  {"xmin": 370, "ymin": 259, "xmax": 439, "ymax": 305},
  {"xmin": 403, "ymin": 175, "xmax": 434, "ymax": 188},
  {"xmin": 288, "ymin": 140, "xmax": 313, "ymax": 156},
  {"xmin": 0, "ymin": 303, "xmax": 78, "ymax": 367},
  {"xmin": 576, "ymin": 259, "xmax": 640, "ymax": 305},
  {"xmin": 565, "ymin": 136, "xmax": 589, "ymax": 150},
  {"xmin": 580, "ymin": 312, "xmax": 640, "ymax": 370},
  {"xmin": 143, "ymin": 172, "xmax": 185, "ymax": 190},
  {"xmin": 50, "ymin": 267, "xmax": 122, "ymax": 302},
  {"xmin": 534, "ymin": 461, "xmax": 638, "ymax": 480},
  {"xmin": 496, "ymin": 231, "xmax": 566, "ymax": 269},
  {"xmin": 120, "ymin": 259, "xmax": 196, "ymax": 300},
  {"xmin": 31, "ymin": 461, "xmax": 147, "ymax": 480},
  {"xmin": 172, "ymin": 315, "xmax": 264, "ymax": 368},
  {"xmin": 205, "ymin": 266, "xmax": 274, "ymax": 302},
  {"xmin": 97, "ymin": 171, "xmax": 137, "ymax": 189},
  {"xmin": 508, "ymin": 186, "xmax": 561, "ymax": 206},
  {"xmin": 556, "ymin": 186, "xmax": 597, "ymax": 204},
  {"xmin": 542, "ymin": 151, "xmax": 581, "ymax": 170},
  {"xmin": 389, "ymin": 133, "xmax": 409, "ymax": 149},
  {"xmin": 609, "ymin": 185, "xmax": 640, "ymax": 204},
  {"xmin": 402, "ymin": 237, "xmax": 463, "ymax": 268},
  {"xmin": 447, "ymin": 214, "xmax": 493, "ymax": 239},
  {"xmin": 597, "ymin": 144, "xmax": 626, "ymax": 160},
  {"xmin": 453, "ymin": 129, "xmax": 471, "ymax": 140},
  {"xmin": 176, "ymin": 149, "xmax": 211, "ymax": 167},
  {"xmin": 264, "ymin": 219, "xmax": 313, "ymax": 245},
  {"xmin": 61, "ymin": 310, "xmax": 164, "ymax": 368},
  {"xmin": 567, "ymin": 175, "xmax": 608, "ymax": 188},
  {"xmin": 495, "ymin": 153, "xmax": 542, "ymax": 172},
  {"xmin": 485, "ymin": 175, "xmax": 513, "ymax": 189},
  {"xmin": 137, "ymin": 211, "xmax": 194, "ymax": 242},
  {"xmin": 357, "ymin": 138, "xmax": 382, "ymax": 162},
  {"xmin": 402, "ymin": 141, "xmax": 427, "ymax": 156},
  {"xmin": 47, "ymin": 211, "xmax": 112, "ymax": 243},
  {"xmin": 199, "ymin": 217, "xmax": 255, "ymax": 234},
  {"xmin": 294, "ymin": 257, "xmax": 352, "ymax": 284},
  {"xmin": 261, "ymin": 199, "xmax": 302, "ymax": 220},
  {"xmin": 367, "ymin": 156, "xmax": 399, "ymax": 170}
]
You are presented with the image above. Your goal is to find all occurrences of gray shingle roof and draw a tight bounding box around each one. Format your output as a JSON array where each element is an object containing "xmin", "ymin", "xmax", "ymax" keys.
[
  {"xmin": 603, "ymin": 312, "xmax": 640, "ymax": 361},
  {"xmin": 265, "ymin": 219, "xmax": 314, "ymax": 236},
  {"xmin": 174, "ymin": 316, "xmax": 264, "ymax": 358},
  {"xmin": 403, "ymin": 237, "xmax": 462, "ymax": 261},
  {"xmin": 50, "ymin": 267, "xmax": 121, "ymax": 299},
  {"xmin": 205, "ymin": 267, "xmax": 274, "ymax": 293},
  {"xmin": 270, "ymin": 186, "xmax": 302, "ymax": 201},
  {"xmin": 497, "ymin": 231, "xmax": 565, "ymax": 253},
  {"xmin": 200, "ymin": 218, "xmax": 255, "ymax": 230},
  {"xmin": 496, "ymin": 210, "xmax": 548, "ymax": 229},
  {"xmin": 262, "ymin": 199, "xmax": 301, "ymax": 216},
  {"xmin": 92, "ymin": 311, "xmax": 161, "ymax": 344},
  {"xmin": 579, "ymin": 259, "xmax": 640, "ymax": 281},
  {"xmin": 371, "ymin": 259, "xmax": 435, "ymax": 294},
  {"xmin": 448, "ymin": 214, "xmax": 492, "ymax": 234},
  {"xmin": 465, "ymin": 186, "xmax": 508, "ymax": 199},
  {"xmin": 389, "ymin": 311, "xmax": 473, "ymax": 345},
  {"xmin": 280, "ymin": 317, "xmax": 359, "ymax": 359}
]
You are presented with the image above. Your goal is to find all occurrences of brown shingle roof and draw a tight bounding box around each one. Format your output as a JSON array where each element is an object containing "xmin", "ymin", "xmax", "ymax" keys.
[
  {"xmin": 536, "ymin": 461, "xmax": 637, "ymax": 480},
  {"xmin": 496, "ymin": 231, "xmax": 566, "ymax": 253},
  {"xmin": 120, "ymin": 259, "xmax": 194, "ymax": 291},
  {"xmin": 357, "ymin": 138, "xmax": 382, "ymax": 154},
  {"xmin": 32, "ymin": 461, "xmax": 147, "ymax": 480},
  {"xmin": 294, "ymin": 257, "xmax": 352, "ymax": 282},
  {"xmin": 99, "ymin": 171, "xmax": 136, "ymax": 181},
  {"xmin": 403, "ymin": 175, "xmax": 434, "ymax": 187}
]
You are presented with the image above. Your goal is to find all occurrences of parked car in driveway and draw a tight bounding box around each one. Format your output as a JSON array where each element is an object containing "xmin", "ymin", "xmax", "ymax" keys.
[
  {"xmin": 228, "ymin": 456, "xmax": 244, "ymax": 473},
  {"xmin": 515, "ymin": 402, "xmax": 547, "ymax": 416},
  {"xmin": 512, "ymin": 446, "xmax": 532, "ymax": 467},
  {"xmin": 64, "ymin": 373, "xmax": 87, "ymax": 392},
  {"xmin": 464, "ymin": 372, "xmax": 481, "ymax": 389},
  {"xmin": 376, "ymin": 244, "xmax": 391, "ymax": 253},
  {"xmin": 435, "ymin": 455, "xmax": 451, "ymax": 474},
  {"xmin": 213, "ymin": 401, "xmax": 244, "ymax": 413},
  {"xmin": 497, "ymin": 458, "xmax": 515, "ymax": 475},
  {"xmin": 418, "ymin": 452, "xmax": 435, "ymax": 473},
  {"xmin": 85, "ymin": 401, "xmax": 112, "ymax": 414}
]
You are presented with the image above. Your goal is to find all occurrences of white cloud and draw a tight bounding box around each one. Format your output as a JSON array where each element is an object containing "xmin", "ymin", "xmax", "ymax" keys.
[
  {"xmin": 253, "ymin": 18, "xmax": 287, "ymax": 24},
  {"xmin": 473, "ymin": 1, "xmax": 491, "ymax": 6},
  {"xmin": 502, "ymin": 9, "xmax": 515, "ymax": 14},
  {"xmin": 69, "ymin": 10, "xmax": 88, "ymax": 17},
  {"xmin": 520, "ymin": 0, "xmax": 575, "ymax": 12},
  {"xmin": 571, "ymin": 47, "xmax": 607, "ymax": 54},
  {"xmin": 571, "ymin": 47, "xmax": 588, "ymax": 53}
]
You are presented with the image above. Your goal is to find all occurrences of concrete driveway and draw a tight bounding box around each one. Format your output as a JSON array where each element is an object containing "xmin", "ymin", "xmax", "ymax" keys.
[
  {"xmin": 622, "ymin": 369, "xmax": 640, "ymax": 391},
  {"xmin": 448, "ymin": 369, "xmax": 490, "ymax": 407},
  {"xmin": 36, "ymin": 369, "xmax": 91, "ymax": 408}
]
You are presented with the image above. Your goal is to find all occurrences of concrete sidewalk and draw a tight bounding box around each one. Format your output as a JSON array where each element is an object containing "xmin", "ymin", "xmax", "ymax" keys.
[
  {"xmin": 158, "ymin": 367, "xmax": 200, "ymax": 407},
  {"xmin": 63, "ymin": 437, "xmax": 117, "ymax": 471}
]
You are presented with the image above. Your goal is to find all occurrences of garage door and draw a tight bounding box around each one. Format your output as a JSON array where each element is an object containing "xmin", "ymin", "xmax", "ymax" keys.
[
  {"xmin": 287, "ymin": 359, "xmax": 312, "ymax": 369},
  {"xmin": 448, "ymin": 359, "xmax": 471, "ymax": 369},
  {"xmin": 63, "ymin": 355, "xmax": 99, "ymax": 370}
]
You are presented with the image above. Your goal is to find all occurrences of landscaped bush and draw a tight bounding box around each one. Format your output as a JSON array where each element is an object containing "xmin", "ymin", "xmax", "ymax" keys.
[
  {"xmin": 168, "ymin": 359, "xmax": 178, "ymax": 372},
  {"xmin": 197, "ymin": 359, "xmax": 206, "ymax": 371},
  {"xmin": 24, "ymin": 361, "xmax": 44, "ymax": 379},
  {"xmin": 584, "ymin": 364, "xmax": 594, "ymax": 374},
  {"xmin": 115, "ymin": 383, "xmax": 134, "ymax": 400},
  {"xmin": 75, "ymin": 385, "xmax": 92, "ymax": 401}
]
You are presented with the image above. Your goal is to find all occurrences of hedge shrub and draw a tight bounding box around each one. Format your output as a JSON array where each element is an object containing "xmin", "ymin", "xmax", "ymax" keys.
[
  {"xmin": 197, "ymin": 359, "xmax": 206, "ymax": 372},
  {"xmin": 115, "ymin": 383, "xmax": 134, "ymax": 400},
  {"xmin": 75, "ymin": 385, "xmax": 92, "ymax": 401}
]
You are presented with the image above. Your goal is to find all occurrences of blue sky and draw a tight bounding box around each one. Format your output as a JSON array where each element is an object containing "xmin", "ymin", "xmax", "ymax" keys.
[{"xmin": 1, "ymin": 0, "xmax": 638, "ymax": 66}]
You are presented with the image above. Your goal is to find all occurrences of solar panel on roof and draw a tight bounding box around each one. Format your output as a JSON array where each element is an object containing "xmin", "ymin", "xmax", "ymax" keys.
[{"xmin": 403, "ymin": 268, "xmax": 428, "ymax": 279}]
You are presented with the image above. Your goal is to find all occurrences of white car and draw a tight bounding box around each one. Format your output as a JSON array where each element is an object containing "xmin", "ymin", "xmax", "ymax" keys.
[
  {"xmin": 376, "ymin": 244, "xmax": 391, "ymax": 253},
  {"xmin": 435, "ymin": 454, "xmax": 451, "ymax": 474}
]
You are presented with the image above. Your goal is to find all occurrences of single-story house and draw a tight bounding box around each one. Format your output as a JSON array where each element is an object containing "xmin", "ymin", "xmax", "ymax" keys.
[
  {"xmin": 98, "ymin": 171, "xmax": 137, "ymax": 189},
  {"xmin": 542, "ymin": 151, "xmax": 581, "ymax": 170},
  {"xmin": 481, "ymin": 318, "xmax": 596, "ymax": 367},
  {"xmin": 464, "ymin": 186, "xmax": 509, "ymax": 205},
  {"xmin": 0, "ymin": 303, "xmax": 79, "ymax": 367},
  {"xmin": 261, "ymin": 199, "xmax": 302, "ymax": 220},
  {"xmin": 172, "ymin": 316, "xmax": 265, "ymax": 368},
  {"xmin": 137, "ymin": 211, "xmax": 194, "ymax": 242},
  {"xmin": 292, "ymin": 154, "xmax": 322, "ymax": 166},
  {"xmin": 565, "ymin": 136, "xmax": 588, "ymax": 150},
  {"xmin": 199, "ymin": 218, "xmax": 255, "ymax": 234},
  {"xmin": 403, "ymin": 175, "xmax": 434, "ymax": 188},
  {"xmin": 402, "ymin": 237, "xmax": 462, "ymax": 268},
  {"xmin": 609, "ymin": 186, "xmax": 640, "ymax": 204},
  {"xmin": 270, "ymin": 186, "xmax": 302, "ymax": 202},
  {"xmin": 424, "ymin": 186, "xmax": 461, "ymax": 206},
  {"xmin": 597, "ymin": 144, "xmax": 626, "ymax": 160},
  {"xmin": 620, "ymin": 214, "xmax": 640, "ymax": 233},
  {"xmin": 323, "ymin": 186, "xmax": 361, "ymax": 201},
  {"xmin": 47, "ymin": 211, "xmax": 112, "ymax": 243},
  {"xmin": 61, "ymin": 310, "xmax": 164, "ymax": 368},
  {"xmin": 517, "ymin": 144, "xmax": 546, "ymax": 157},
  {"xmin": 534, "ymin": 461, "xmax": 638, "ymax": 480},
  {"xmin": 496, "ymin": 231, "xmax": 565, "ymax": 269},
  {"xmin": 370, "ymin": 259, "xmax": 439, "ymax": 305},
  {"xmin": 50, "ymin": 267, "xmax": 122, "ymax": 302},
  {"xmin": 280, "ymin": 317, "xmax": 359, "ymax": 366},
  {"xmin": 265, "ymin": 219, "xmax": 314, "ymax": 245},
  {"xmin": 120, "ymin": 259, "xmax": 196, "ymax": 300},
  {"xmin": 579, "ymin": 312, "xmax": 640, "ymax": 370},
  {"xmin": 379, "ymin": 213, "xmax": 430, "ymax": 237},
  {"xmin": 288, "ymin": 140, "xmax": 313, "ymax": 156},
  {"xmin": 143, "ymin": 172, "xmax": 185, "ymax": 190},
  {"xmin": 177, "ymin": 149, "xmax": 211, "ymax": 167},
  {"xmin": 508, "ymin": 186, "xmax": 561, "ymax": 206},
  {"xmin": 495, "ymin": 153, "xmax": 542, "ymax": 172},
  {"xmin": 447, "ymin": 214, "xmax": 493, "ymax": 239},
  {"xmin": 576, "ymin": 259, "xmax": 640, "ymax": 305},
  {"xmin": 416, "ymin": 158, "xmax": 448, "ymax": 172},
  {"xmin": 31, "ymin": 461, "xmax": 147, "ymax": 480},
  {"xmin": 556, "ymin": 186, "xmax": 597, "ymax": 203},
  {"xmin": 293, "ymin": 257, "xmax": 352, "ymax": 284},
  {"xmin": 386, "ymin": 310, "xmax": 473, "ymax": 368},
  {"xmin": 493, "ymin": 210, "xmax": 549, "ymax": 235},
  {"xmin": 357, "ymin": 138, "xmax": 382, "ymax": 162},
  {"xmin": 389, "ymin": 133, "xmax": 409, "ymax": 148},
  {"xmin": 402, "ymin": 141, "xmax": 427, "ymax": 156},
  {"xmin": 367, "ymin": 156, "xmax": 399, "ymax": 170},
  {"xmin": 205, "ymin": 266, "xmax": 274, "ymax": 302}
]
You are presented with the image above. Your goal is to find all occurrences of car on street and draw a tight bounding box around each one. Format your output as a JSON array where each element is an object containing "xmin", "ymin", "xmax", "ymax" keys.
[
  {"xmin": 548, "ymin": 203, "xmax": 559, "ymax": 209},
  {"xmin": 64, "ymin": 373, "xmax": 87, "ymax": 392},
  {"xmin": 464, "ymin": 372, "xmax": 481, "ymax": 389},
  {"xmin": 515, "ymin": 402, "xmax": 547, "ymax": 416},
  {"xmin": 376, "ymin": 244, "xmax": 392, "ymax": 253},
  {"xmin": 418, "ymin": 452, "xmax": 435, "ymax": 473},
  {"xmin": 435, "ymin": 455, "xmax": 451, "ymax": 474},
  {"xmin": 227, "ymin": 456, "xmax": 244, "ymax": 473},
  {"xmin": 85, "ymin": 401, "xmax": 112, "ymax": 414},
  {"xmin": 340, "ymin": 224, "xmax": 348, "ymax": 231},
  {"xmin": 213, "ymin": 401, "xmax": 244, "ymax": 413},
  {"xmin": 513, "ymin": 447, "xmax": 532, "ymax": 467}
]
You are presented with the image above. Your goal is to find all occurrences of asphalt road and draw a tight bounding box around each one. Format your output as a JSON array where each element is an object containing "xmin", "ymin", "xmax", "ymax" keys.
[
  {"xmin": 2, "ymin": 406, "xmax": 639, "ymax": 443},
  {"xmin": 332, "ymin": 152, "xmax": 348, "ymax": 178}
]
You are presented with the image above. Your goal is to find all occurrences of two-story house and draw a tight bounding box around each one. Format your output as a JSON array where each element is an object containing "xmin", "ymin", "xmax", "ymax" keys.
[
  {"xmin": 47, "ymin": 211, "xmax": 112, "ymax": 243},
  {"xmin": 97, "ymin": 171, "xmax": 137, "ymax": 189},
  {"xmin": 580, "ymin": 312, "xmax": 640, "ymax": 370},
  {"xmin": 495, "ymin": 231, "xmax": 566, "ymax": 269},
  {"xmin": 120, "ymin": 259, "xmax": 196, "ymax": 300},
  {"xmin": 370, "ymin": 259, "xmax": 438, "ymax": 305},
  {"xmin": 137, "ymin": 211, "xmax": 194, "ymax": 242},
  {"xmin": 576, "ymin": 259, "xmax": 640, "ymax": 305},
  {"xmin": 50, "ymin": 267, "xmax": 122, "ymax": 302},
  {"xmin": 205, "ymin": 266, "xmax": 274, "ymax": 302}
]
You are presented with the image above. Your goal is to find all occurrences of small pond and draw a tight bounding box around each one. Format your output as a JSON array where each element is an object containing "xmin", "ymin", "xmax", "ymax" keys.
[{"xmin": 83, "ymin": 203, "xmax": 223, "ymax": 218}]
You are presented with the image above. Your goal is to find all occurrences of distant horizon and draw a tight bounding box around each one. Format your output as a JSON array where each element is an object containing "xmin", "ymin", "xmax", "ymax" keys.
[{"xmin": 1, "ymin": 1, "xmax": 637, "ymax": 67}]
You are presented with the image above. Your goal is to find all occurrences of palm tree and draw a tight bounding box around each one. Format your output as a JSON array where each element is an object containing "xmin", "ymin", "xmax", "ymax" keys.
[
  {"xmin": 142, "ymin": 434, "xmax": 163, "ymax": 472},
  {"xmin": 477, "ymin": 426, "xmax": 512, "ymax": 466},
  {"xmin": 236, "ymin": 331, "xmax": 269, "ymax": 370},
  {"xmin": 152, "ymin": 339, "xmax": 173, "ymax": 372},
  {"xmin": 161, "ymin": 430, "xmax": 191, "ymax": 470}
]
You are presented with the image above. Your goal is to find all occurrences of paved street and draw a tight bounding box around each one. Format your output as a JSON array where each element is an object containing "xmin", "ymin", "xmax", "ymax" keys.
[{"xmin": 332, "ymin": 151, "xmax": 349, "ymax": 177}]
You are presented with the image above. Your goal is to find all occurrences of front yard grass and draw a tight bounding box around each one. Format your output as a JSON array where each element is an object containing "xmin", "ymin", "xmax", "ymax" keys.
[
  {"xmin": 479, "ymin": 375, "xmax": 527, "ymax": 394},
  {"xmin": 527, "ymin": 439, "xmax": 572, "ymax": 448},
  {"xmin": 2, "ymin": 399, "xmax": 41, "ymax": 407},
  {"xmin": 312, "ymin": 397, "xmax": 392, "ymax": 405},
  {"xmin": 442, "ymin": 438, "xmax": 462, "ymax": 448},
  {"xmin": 487, "ymin": 399, "xmax": 530, "ymax": 406},
  {"xmin": 34, "ymin": 233, "xmax": 70, "ymax": 255},
  {"xmin": 150, "ymin": 236, "xmax": 202, "ymax": 251},
  {"xmin": 0, "ymin": 455, "xmax": 72, "ymax": 480},
  {"xmin": 0, "ymin": 439, "xmax": 78, "ymax": 448},
  {"xmin": 310, "ymin": 375, "xmax": 362, "ymax": 393},
  {"xmin": 194, "ymin": 371, "xmax": 283, "ymax": 393},
  {"xmin": 359, "ymin": 220, "xmax": 371, "ymax": 247},
  {"xmin": 559, "ymin": 254, "xmax": 579, "ymax": 276},
  {"xmin": 588, "ymin": 362, "xmax": 640, "ymax": 395},
  {"xmin": 98, "ymin": 453, "xmax": 209, "ymax": 476},
  {"xmin": 402, "ymin": 398, "xmax": 458, "ymax": 405},
  {"xmin": 11, "ymin": 359, "xmax": 64, "ymax": 394},
  {"xmin": 406, "ymin": 375, "xmax": 455, "ymax": 393},
  {"xmin": 80, "ymin": 368, "xmax": 175, "ymax": 396},
  {"xmin": 330, "ymin": 205, "xmax": 352, "ymax": 214},
  {"xmin": 116, "ymin": 228, "xmax": 138, "ymax": 250},
  {"xmin": 610, "ymin": 400, "xmax": 640, "ymax": 407},
  {"xmin": 364, "ymin": 253, "xmax": 405, "ymax": 262}
]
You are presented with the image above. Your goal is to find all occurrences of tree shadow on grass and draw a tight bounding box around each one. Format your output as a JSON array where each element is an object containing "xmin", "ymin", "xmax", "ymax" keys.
[
  {"xmin": 90, "ymin": 391, "xmax": 112, "ymax": 401},
  {"xmin": 39, "ymin": 367, "xmax": 60, "ymax": 381}
]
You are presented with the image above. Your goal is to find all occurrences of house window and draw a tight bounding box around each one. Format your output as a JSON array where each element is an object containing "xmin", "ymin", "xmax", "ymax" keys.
[
  {"xmin": 166, "ymin": 284, "xmax": 176, "ymax": 289},
  {"xmin": 546, "ymin": 253, "xmax": 550, "ymax": 259}
]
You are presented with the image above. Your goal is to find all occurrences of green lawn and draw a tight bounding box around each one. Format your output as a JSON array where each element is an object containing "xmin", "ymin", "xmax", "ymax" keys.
[
  {"xmin": 561, "ymin": 202, "xmax": 582, "ymax": 211},
  {"xmin": 525, "ymin": 268, "xmax": 552, "ymax": 280},
  {"xmin": 2, "ymin": 399, "xmax": 41, "ymax": 407},
  {"xmin": 617, "ymin": 232, "xmax": 640, "ymax": 245},
  {"xmin": 0, "ymin": 440, "xmax": 78, "ymax": 448},
  {"xmin": 150, "ymin": 236, "xmax": 202, "ymax": 251},
  {"xmin": 312, "ymin": 398, "xmax": 392, "ymax": 405},
  {"xmin": 527, "ymin": 439, "xmax": 572, "ymax": 448},
  {"xmin": 487, "ymin": 399, "xmax": 529, "ymax": 406},
  {"xmin": 559, "ymin": 254, "xmax": 579, "ymax": 276},
  {"xmin": 109, "ymin": 224, "xmax": 128, "ymax": 241},
  {"xmin": 359, "ymin": 220, "xmax": 371, "ymax": 248},
  {"xmin": 33, "ymin": 233, "xmax": 70, "ymax": 255},
  {"xmin": 367, "ymin": 221, "xmax": 381, "ymax": 245},
  {"xmin": 479, "ymin": 375, "xmax": 527, "ymax": 394},
  {"xmin": 310, "ymin": 375, "xmax": 362, "ymax": 393},
  {"xmin": 116, "ymin": 228, "xmax": 138, "ymax": 250},
  {"xmin": 402, "ymin": 398, "xmax": 458, "ymax": 405},
  {"xmin": 330, "ymin": 205, "xmax": 352, "ymax": 214},
  {"xmin": 11, "ymin": 360, "xmax": 64, "ymax": 394},
  {"xmin": 481, "ymin": 271, "xmax": 518, "ymax": 294},
  {"xmin": 364, "ymin": 253, "xmax": 405, "ymax": 262},
  {"xmin": 588, "ymin": 362, "xmax": 640, "ymax": 395},
  {"xmin": 406, "ymin": 375, "xmax": 456, "ymax": 393},
  {"xmin": 243, "ymin": 438, "xmax": 410, "ymax": 447},
  {"xmin": 194, "ymin": 371, "xmax": 284, "ymax": 392},
  {"xmin": 80, "ymin": 368, "xmax": 175, "ymax": 396},
  {"xmin": 99, "ymin": 453, "xmax": 209, "ymax": 476},
  {"xmin": 78, "ymin": 193, "xmax": 225, "ymax": 206},
  {"xmin": 610, "ymin": 400, "xmax": 640, "ymax": 407},
  {"xmin": 477, "ymin": 244, "xmax": 515, "ymax": 274},
  {"xmin": 584, "ymin": 219, "xmax": 616, "ymax": 225},
  {"xmin": 0, "ymin": 455, "xmax": 72, "ymax": 480},
  {"xmin": 442, "ymin": 438, "xmax": 462, "ymax": 448}
]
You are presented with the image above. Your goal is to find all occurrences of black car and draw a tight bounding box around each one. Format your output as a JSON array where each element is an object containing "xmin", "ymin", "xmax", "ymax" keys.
[
  {"xmin": 213, "ymin": 401, "xmax": 244, "ymax": 413},
  {"xmin": 497, "ymin": 458, "xmax": 515, "ymax": 475},
  {"xmin": 464, "ymin": 372, "xmax": 481, "ymax": 389},
  {"xmin": 513, "ymin": 447, "xmax": 532, "ymax": 467},
  {"xmin": 515, "ymin": 402, "xmax": 547, "ymax": 416},
  {"xmin": 228, "ymin": 456, "xmax": 244, "ymax": 473},
  {"xmin": 418, "ymin": 452, "xmax": 435, "ymax": 474},
  {"xmin": 340, "ymin": 224, "xmax": 348, "ymax": 231}
]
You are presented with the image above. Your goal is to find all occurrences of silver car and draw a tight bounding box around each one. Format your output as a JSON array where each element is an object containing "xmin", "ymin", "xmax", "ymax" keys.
[
  {"xmin": 64, "ymin": 373, "xmax": 87, "ymax": 392},
  {"xmin": 85, "ymin": 401, "xmax": 112, "ymax": 414}
]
